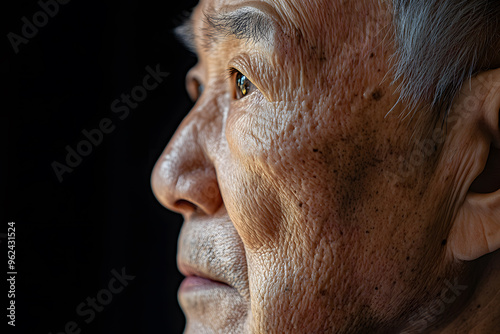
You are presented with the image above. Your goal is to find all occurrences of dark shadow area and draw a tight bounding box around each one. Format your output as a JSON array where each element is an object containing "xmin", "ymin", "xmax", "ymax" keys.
[{"xmin": 3, "ymin": 0, "xmax": 199, "ymax": 332}]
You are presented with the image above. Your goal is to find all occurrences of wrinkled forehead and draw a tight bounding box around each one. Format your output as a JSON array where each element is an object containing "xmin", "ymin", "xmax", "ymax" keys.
[{"xmin": 191, "ymin": 0, "xmax": 389, "ymax": 45}]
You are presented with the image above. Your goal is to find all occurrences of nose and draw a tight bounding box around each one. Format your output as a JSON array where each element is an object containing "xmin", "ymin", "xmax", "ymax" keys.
[{"xmin": 151, "ymin": 110, "xmax": 223, "ymax": 217}]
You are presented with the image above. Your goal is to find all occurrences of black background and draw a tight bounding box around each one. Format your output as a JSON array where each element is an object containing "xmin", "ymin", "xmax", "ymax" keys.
[{"xmin": 3, "ymin": 0, "xmax": 199, "ymax": 333}]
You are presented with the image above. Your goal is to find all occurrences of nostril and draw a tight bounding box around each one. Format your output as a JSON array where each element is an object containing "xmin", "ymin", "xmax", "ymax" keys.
[
  {"xmin": 174, "ymin": 199, "xmax": 197, "ymax": 213},
  {"xmin": 151, "ymin": 147, "xmax": 222, "ymax": 215}
]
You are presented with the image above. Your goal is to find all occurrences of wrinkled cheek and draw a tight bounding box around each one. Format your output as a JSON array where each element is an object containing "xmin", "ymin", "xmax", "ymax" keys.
[
  {"xmin": 222, "ymin": 108, "xmax": 288, "ymax": 251},
  {"xmin": 224, "ymin": 97, "xmax": 293, "ymax": 166},
  {"xmin": 217, "ymin": 162, "xmax": 285, "ymax": 251}
]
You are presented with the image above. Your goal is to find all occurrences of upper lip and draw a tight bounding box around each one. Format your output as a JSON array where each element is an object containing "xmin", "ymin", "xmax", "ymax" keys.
[{"xmin": 175, "ymin": 214, "xmax": 250, "ymax": 300}]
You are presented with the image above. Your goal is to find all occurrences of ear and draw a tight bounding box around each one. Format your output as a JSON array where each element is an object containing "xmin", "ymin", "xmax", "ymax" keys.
[{"xmin": 448, "ymin": 68, "xmax": 500, "ymax": 261}]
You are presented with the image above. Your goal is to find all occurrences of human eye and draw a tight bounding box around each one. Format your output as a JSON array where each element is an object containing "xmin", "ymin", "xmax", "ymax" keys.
[{"xmin": 228, "ymin": 68, "xmax": 257, "ymax": 100}]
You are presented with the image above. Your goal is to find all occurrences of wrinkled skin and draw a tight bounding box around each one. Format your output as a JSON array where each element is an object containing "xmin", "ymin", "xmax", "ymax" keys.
[{"xmin": 151, "ymin": 0, "xmax": 500, "ymax": 333}]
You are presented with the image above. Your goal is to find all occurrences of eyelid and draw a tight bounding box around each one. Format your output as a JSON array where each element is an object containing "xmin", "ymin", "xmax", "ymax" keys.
[{"xmin": 227, "ymin": 56, "xmax": 269, "ymax": 101}]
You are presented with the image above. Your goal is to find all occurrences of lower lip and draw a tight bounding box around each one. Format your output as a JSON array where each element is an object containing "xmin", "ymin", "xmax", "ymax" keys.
[{"xmin": 179, "ymin": 276, "xmax": 229, "ymax": 292}]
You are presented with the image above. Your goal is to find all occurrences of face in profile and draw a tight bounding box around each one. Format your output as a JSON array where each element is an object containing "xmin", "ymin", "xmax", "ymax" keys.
[{"xmin": 152, "ymin": 0, "xmax": 500, "ymax": 332}]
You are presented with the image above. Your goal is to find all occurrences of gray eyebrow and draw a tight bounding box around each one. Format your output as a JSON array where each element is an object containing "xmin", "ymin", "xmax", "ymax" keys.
[
  {"xmin": 174, "ymin": 18, "xmax": 198, "ymax": 55},
  {"xmin": 175, "ymin": 7, "xmax": 275, "ymax": 54}
]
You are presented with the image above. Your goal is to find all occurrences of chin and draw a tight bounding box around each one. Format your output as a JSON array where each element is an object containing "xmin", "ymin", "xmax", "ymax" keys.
[{"xmin": 179, "ymin": 284, "xmax": 248, "ymax": 333}]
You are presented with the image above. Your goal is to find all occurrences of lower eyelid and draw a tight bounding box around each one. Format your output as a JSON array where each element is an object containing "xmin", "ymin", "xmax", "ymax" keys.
[{"xmin": 232, "ymin": 87, "xmax": 263, "ymax": 106}]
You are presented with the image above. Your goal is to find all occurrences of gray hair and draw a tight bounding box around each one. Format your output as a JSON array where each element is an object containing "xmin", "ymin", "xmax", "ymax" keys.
[{"xmin": 391, "ymin": 0, "xmax": 500, "ymax": 121}]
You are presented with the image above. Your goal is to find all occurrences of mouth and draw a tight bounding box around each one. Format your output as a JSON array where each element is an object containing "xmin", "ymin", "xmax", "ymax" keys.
[
  {"xmin": 179, "ymin": 276, "xmax": 230, "ymax": 291},
  {"xmin": 175, "ymin": 214, "xmax": 250, "ymax": 301},
  {"xmin": 176, "ymin": 225, "xmax": 250, "ymax": 330},
  {"xmin": 178, "ymin": 263, "xmax": 231, "ymax": 292}
]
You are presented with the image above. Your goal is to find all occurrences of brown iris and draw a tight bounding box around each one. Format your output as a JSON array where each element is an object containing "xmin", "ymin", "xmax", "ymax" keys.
[{"xmin": 235, "ymin": 72, "xmax": 254, "ymax": 99}]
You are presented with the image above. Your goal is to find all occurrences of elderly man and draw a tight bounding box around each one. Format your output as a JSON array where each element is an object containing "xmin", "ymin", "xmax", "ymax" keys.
[{"xmin": 151, "ymin": 0, "xmax": 500, "ymax": 332}]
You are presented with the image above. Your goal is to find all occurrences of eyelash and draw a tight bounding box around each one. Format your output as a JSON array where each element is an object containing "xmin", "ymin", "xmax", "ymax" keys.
[{"xmin": 226, "ymin": 67, "xmax": 240, "ymax": 81}]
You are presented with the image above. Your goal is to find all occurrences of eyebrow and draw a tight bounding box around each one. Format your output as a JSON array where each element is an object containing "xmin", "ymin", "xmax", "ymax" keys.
[
  {"xmin": 174, "ymin": 16, "xmax": 197, "ymax": 54},
  {"xmin": 175, "ymin": 7, "xmax": 275, "ymax": 54}
]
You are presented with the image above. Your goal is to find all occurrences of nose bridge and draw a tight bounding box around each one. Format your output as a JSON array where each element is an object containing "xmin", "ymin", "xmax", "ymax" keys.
[{"xmin": 151, "ymin": 100, "xmax": 223, "ymax": 216}]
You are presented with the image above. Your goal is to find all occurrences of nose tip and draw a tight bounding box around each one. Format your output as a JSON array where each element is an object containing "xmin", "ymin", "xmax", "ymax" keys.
[{"xmin": 151, "ymin": 145, "xmax": 223, "ymax": 217}]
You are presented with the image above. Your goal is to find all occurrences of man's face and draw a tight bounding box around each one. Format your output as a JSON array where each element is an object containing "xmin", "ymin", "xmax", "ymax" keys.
[{"xmin": 152, "ymin": 0, "xmax": 466, "ymax": 332}]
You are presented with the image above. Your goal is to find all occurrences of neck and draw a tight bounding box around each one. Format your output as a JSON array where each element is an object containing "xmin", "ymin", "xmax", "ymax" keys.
[{"xmin": 436, "ymin": 251, "xmax": 500, "ymax": 334}]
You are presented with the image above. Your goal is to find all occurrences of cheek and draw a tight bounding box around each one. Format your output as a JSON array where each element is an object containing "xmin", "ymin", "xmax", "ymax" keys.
[
  {"xmin": 220, "ymin": 99, "xmax": 290, "ymax": 250},
  {"xmin": 220, "ymin": 94, "xmax": 356, "ymax": 254},
  {"xmin": 220, "ymin": 92, "xmax": 366, "ymax": 248},
  {"xmin": 219, "ymin": 82, "xmax": 458, "ymax": 327},
  {"xmin": 224, "ymin": 95, "xmax": 288, "ymax": 160}
]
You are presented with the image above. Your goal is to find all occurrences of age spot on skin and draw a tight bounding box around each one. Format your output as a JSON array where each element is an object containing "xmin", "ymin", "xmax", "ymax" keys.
[
  {"xmin": 362, "ymin": 87, "xmax": 384, "ymax": 101},
  {"xmin": 371, "ymin": 89, "xmax": 383, "ymax": 101},
  {"xmin": 310, "ymin": 45, "xmax": 327, "ymax": 62}
]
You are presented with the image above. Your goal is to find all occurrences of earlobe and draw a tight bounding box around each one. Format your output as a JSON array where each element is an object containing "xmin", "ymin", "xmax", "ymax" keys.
[{"xmin": 447, "ymin": 68, "xmax": 500, "ymax": 261}]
